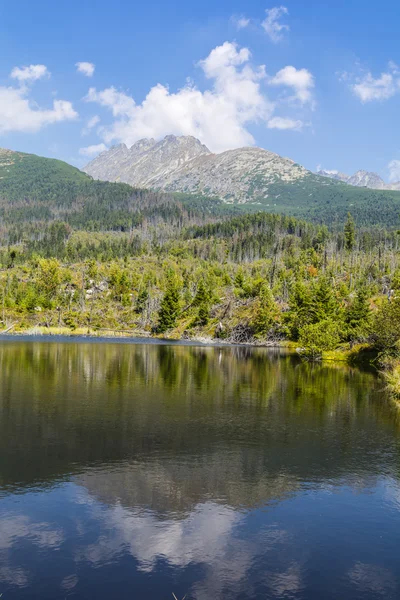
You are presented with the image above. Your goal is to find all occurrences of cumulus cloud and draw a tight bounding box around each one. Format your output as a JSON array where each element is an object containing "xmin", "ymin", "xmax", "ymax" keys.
[
  {"xmin": 85, "ymin": 42, "xmax": 277, "ymax": 152},
  {"xmin": 79, "ymin": 143, "xmax": 107, "ymax": 156},
  {"xmin": 269, "ymin": 65, "xmax": 315, "ymax": 105},
  {"xmin": 76, "ymin": 62, "xmax": 95, "ymax": 77},
  {"xmin": 10, "ymin": 64, "xmax": 50, "ymax": 83},
  {"xmin": 388, "ymin": 159, "xmax": 400, "ymax": 182},
  {"xmin": 231, "ymin": 15, "xmax": 250, "ymax": 30},
  {"xmin": 344, "ymin": 62, "xmax": 400, "ymax": 103},
  {"xmin": 0, "ymin": 85, "xmax": 77, "ymax": 134},
  {"xmin": 352, "ymin": 72, "xmax": 397, "ymax": 102},
  {"xmin": 267, "ymin": 116, "xmax": 303, "ymax": 130},
  {"xmin": 262, "ymin": 6, "xmax": 289, "ymax": 43}
]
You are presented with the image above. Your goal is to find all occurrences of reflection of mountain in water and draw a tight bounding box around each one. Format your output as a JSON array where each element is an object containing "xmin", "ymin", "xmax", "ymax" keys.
[
  {"xmin": 1, "ymin": 341, "xmax": 400, "ymax": 600},
  {"xmin": 76, "ymin": 460, "xmax": 300, "ymax": 516},
  {"xmin": 0, "ymin": 341, "xmax": 398, "ymax": 514}
]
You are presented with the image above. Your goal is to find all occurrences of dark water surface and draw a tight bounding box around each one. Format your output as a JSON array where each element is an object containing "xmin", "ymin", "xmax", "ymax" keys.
[{"xmin": 1, "ymin": 339, "xmax": 400, "ymax": 599}]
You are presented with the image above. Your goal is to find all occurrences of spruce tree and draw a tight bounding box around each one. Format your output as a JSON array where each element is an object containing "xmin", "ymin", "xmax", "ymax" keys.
[
  {"xmin": 344, "ymin": 213, "xmax": 356, "ymax": 251},
  {"xmin": 193, "ymin": 280, "xmax": 209, "ymax": 306},
  {"xmin": 253, "ymin": 284, "xmax": 279, "ymax": 336},
  {"xmin": 346, "ymin": 286, "xmax": 371, "ymax": 340},
  {"xmin": 286, "ymin": 280, "xmax": 314, "ymax": 338},
  {"xmin": 313, "ymin": 276, "xmax": 338, "ymax": 321},
  {"xmin": 135, "ymin": 288, "xmax": 149, "ymax": 313},
  {"xmin": 157, "ymin": 281, "xmax": 180, "ymax": 333},
  {"xmin": 194, "ymin": 302, "xmax": 210, "ymax": 327},
  {"xmin": 192, "ymin": 280, "xmax": 210, "ymax": 326}
]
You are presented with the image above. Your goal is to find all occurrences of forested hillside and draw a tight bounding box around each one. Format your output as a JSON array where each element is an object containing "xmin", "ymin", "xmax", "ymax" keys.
[
  {"xmin": 84, "ymin": 135, "xmax": 400, "ymax": 227},
  {"xmin": 2, "ymin": 146, "xmax": 400, "ymax": 385},
  {"xmin": 0, "ymin": 149, "xmax": 240, "ymax": 243},
  {"xmin": 2, "ymin": 148, "xmax": 400, "ymax": 240}
]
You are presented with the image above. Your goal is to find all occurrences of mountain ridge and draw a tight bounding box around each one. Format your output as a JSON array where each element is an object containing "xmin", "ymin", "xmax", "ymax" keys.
[
  {"xmin": 85, "ymin": 135, "xmax": 400, "ymax": 200},
  {"xmin": 84, "ymin": 134, "xmax": 316, "ymax": 204},
  {"xmin": 2, "ymin": 143, "xmax": 400, "ymax": 227},
  {"xmin": 317, "ymin": 167, "xmax": 400, "ymax": 191}
]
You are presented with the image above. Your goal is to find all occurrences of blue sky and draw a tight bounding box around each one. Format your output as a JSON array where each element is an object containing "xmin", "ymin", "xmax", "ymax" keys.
[{"xmin": 1, "ymin": 0, "xmax": 400, "ymax": 180}]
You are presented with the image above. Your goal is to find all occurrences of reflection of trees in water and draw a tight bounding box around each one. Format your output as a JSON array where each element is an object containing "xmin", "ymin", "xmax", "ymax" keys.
[{"xmin": 0, "ymin": 341, "xmax": 398, "ymax": 507}]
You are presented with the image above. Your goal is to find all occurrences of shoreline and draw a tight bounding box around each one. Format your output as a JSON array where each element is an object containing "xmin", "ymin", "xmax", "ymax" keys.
[
  {"xmin": 0, "ymin": 327, "xmax": 377, "ymax": 365},
  {"xmin": 0, "ymin": 326, "xmax": 293, "ymax": 350},
  {"xmin": 0, "ymin": 327, "xmax": 387, "ymax": 382}
]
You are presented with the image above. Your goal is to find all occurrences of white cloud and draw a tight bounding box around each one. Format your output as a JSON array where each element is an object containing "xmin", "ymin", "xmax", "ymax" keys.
[
  {"xmin": 352, "ymin": 72, "xmax": 396, "ymax": 102},
  {"xmin": 79, "ymin": 143, "xmax": 107, "ymax": 157},
  {"xmin": 269, "ymin": 65, "xmax": 315, "ymax": 105},
  {"xmin": 85, "ymin": 42, "xmax": 276, "ymax": 152},
  {"xmin": 388, "ymin": 60, "xmax": 400, "ymax": 74},
  {"xmin": 317, "ymin": 167, "xmax": 339, "ymax": 175},
  {"xmin": 344, "ymin": 62, "xmax": 400, "ymax": 103},
  {"xmin": 231, "ymin": 15, "xmax": 250, "ymax": 30},
  {"xmin": 388, "ymin": 159, "xmax": 400, "ymax": 182},
  {"xmin": 87, "ymin": 115, "xmax": 100, "ymax": 129},
  {"xmin": 76, "ymin": 62, "xmax": 95, "ymax": 77},
  {"xmin": 81, "ymin": 114, "xmax": 100, "ymax": 135},
  {"xmin": 267, "ymin": 116, "xmax": 303, "ymax": 130},
  {"xmin": 10, "ymin": 64, "xmax": 50, "ymax": 83},
  {"xmin": 86, "ymin": 86, "xmax": 136, "ymax": 117},
  {"xmin": 0, "ymin": 86, "xmax": 77, "ymax": 134},
  {"xmin": 262, "ymin": 6, "xmax": 289, "ymax": 43}
]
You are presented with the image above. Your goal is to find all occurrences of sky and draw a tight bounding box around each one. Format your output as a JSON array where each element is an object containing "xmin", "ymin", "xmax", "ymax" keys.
[{"xmin": 1, "ymin": 0, "xmax": 400, "ymax": 180}]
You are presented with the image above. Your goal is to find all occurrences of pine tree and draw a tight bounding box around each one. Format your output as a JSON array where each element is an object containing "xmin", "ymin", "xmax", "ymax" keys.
[
  {"xmin": 194, "ymin": 302, "xmax": 210, "ymax": 327},
  {"xmin": 157, "ymin": 281, "xmax": 180, "ymax": 333},
  {"xmin": 135, "ymin": 288, "xmax": 149, "ymax": 313},
  {"xmin": 346, "ymin": 286, "xmax": 371, "ymax": 340},
  {"xmin": 192, "ymin": 280, "xmax": 210, "ymax": 326},
  {"xmin": 344, "ymin": 213, "xmax": 356, "ymax": 251},
  {"xmin": 286, "ymin": 280, "xmax": 315, "ymax": 338},
  {"xmin": 253, "ymin": 284, "xmax": 279, "ymax": 336},
  {"xmin": 193, "ymin": 280, "xmax": 209, "ymax": 306},
  {"xmin": 313, "ymin": 276, "xmax": 338, "ymax": 321}
]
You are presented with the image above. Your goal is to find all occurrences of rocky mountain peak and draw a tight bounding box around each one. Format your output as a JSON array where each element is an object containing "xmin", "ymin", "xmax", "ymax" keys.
[
  {"xmin": 83, "ymin": 134, "xmax": 310, "ymax": 203},
  {"xmin": 317, "ymin": 168, "xmax": 349, "ymax": 183},
  {"xmin": 317, "ymin": 166, "xmax": 400, "ymax": 191},
  {"xmin": 84, "ymin": 135, "xmax": 212, "ymax": 188},
  {"xmin": 129, "ymin": 138, "xmax": 156, "ymax": 154},
  {"xmin": 347, "ymin": 170, "xmax": 386, "ymax": 189}
]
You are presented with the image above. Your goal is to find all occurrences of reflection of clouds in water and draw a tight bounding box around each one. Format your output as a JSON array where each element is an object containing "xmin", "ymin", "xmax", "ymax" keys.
[
  {"xmin": 349, "ymin": 562, "xmax": 396, "ymax": 596},
  {"xmin": 77, "ymin": 498, "xmax": 241, "ymax": 571},
  {"xmin": 0, "ymin": 514, "xmax": 64, "ymax": 588},
  {"xmin": 0, "ymin": 514, "xmax": 64, "ymax": 551},
  {"xmin": 74, "ymin": 487, "xmax": 295, "ymax": 599},
  {"xmin": 384, "ymin": 479, "xmax": 400, "ymax": 511},
  {"xmin": 0, "ymin": 566, "xmax": 29, "ymax": 587},
  {"xmin": 268, "ymin": 563, "xmax": 303, "ymax": 597}
]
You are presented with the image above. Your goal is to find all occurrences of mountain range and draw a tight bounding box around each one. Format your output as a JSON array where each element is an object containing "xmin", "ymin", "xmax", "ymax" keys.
[
  {"xmin": 84, "ymin": 135, "xmax": 320, "ymax": 204},
  {"xmin": 84, "ymin": 135, "xmax": 400, "ymax": 212},
  {"xmin": 2, "ymin": 140, "xmax": 400, "ymax": 228},
  {"xmin": 316, "ymin": 168, "xmax": 400, "ymax": 191}
]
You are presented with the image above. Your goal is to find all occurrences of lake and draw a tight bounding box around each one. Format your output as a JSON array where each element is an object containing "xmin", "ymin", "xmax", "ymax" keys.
[{"xmin": 0, "ymin": 338, "xmax": 400, "ymax": 599}]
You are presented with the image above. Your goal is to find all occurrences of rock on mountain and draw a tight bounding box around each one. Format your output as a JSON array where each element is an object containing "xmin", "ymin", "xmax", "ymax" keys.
[
  {"xmin": 316, "ymin": 168, "xmax": 349, "ymax": 183},
  {"xmin": 84, "ymin": 135, "xmax": 311, "ymax": 203},
  {"xmin": 85, "ymin": 135, "xmax": 211, "ymax": 188},
  {"xmin": 347, "ymin": 170, "xmax": 387, "ymax": 189},
  {"xmin": 317, "ymin": 167, "xmax": 400, "ymax": 191}
]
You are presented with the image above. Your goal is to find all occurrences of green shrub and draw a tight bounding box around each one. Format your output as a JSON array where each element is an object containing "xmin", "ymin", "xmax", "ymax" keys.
[{"xmin": 298, "ymin": 319, "xmax": 341, "ymax": 360}]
